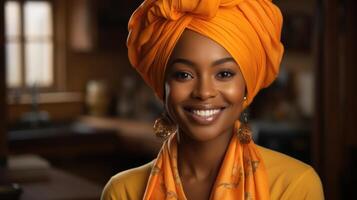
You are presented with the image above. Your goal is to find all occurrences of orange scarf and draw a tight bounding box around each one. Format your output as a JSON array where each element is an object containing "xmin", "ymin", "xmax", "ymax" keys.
[{"xmin": 143, "ymin": 121, "xmax": 270, "ymax": 199}]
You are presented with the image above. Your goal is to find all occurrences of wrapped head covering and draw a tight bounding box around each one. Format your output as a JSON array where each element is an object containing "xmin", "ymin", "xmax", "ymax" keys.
[
  {"xmin": 127, "ymin": 0, "xmax": 284, "ymax": 106},
  {"xmin": 127, "ymin": 0, "xmax": 284, "ymax": 199}
]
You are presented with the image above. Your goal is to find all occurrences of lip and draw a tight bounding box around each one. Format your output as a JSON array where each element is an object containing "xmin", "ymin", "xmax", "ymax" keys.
[{"xmin": 183, "ymin": 105, "xmax": 226, "ymax": 125}]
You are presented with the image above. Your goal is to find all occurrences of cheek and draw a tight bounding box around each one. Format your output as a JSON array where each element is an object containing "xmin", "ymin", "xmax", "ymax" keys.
[
  {"xmin": 165, "ymin": 82, "xmax": 190, "ymax": 105},
  {"xmin": 219, "ymin": 79, "xmax": 246, "ymax": 104},
  {"xmin": 164, "ymin": 81, "xmax": 192, "ymax": 120}
]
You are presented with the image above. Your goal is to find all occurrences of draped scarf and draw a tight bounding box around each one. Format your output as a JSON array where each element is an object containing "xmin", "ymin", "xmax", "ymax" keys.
[{"xmin": 143, "ymin": 121, "xmax": 270, "ymax": 199}]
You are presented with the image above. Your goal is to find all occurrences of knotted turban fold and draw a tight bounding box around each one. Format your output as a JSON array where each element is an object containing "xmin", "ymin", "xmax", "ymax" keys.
[{"xmin": 127, "ymin": 0, "xmax": 284, "ymax": 106}]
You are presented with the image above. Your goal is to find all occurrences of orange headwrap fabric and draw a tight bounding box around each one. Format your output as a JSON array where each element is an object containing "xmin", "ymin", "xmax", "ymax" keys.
[
  {"xmin": 127, "ymin": 0, "xmax": 284, "ymax": 199},
  {"xmin": 144, "ymin": 122, "xmax": 270, "ymax": 199},
  {"xmin": 127, "ymin": 0, "xmax": 284, "ymax": 106}
]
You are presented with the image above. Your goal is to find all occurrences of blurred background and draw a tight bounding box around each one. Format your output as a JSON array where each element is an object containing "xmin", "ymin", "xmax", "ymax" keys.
[{"xmin": 0, "ymin": 0, "xmax": 355, "ymax": 199}]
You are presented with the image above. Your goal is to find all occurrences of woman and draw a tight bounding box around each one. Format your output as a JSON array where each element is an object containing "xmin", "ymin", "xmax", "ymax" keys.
[{"xmin": 102, "ymin": 0, "xmax": 324, "ymax": 199}]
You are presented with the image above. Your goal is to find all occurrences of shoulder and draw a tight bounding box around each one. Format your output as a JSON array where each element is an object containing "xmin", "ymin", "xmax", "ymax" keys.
[
  {"xmin": 257, "ymin": 145, "xmax": 324, "ymax": 200},
  {"xmin": 101, "ymin": 161, "xmax": 153, "ymax": 200}
]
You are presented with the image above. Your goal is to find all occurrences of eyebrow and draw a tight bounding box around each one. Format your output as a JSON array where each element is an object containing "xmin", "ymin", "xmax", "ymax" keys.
[
  {"xmin": 212, "ymin": 57, "xmax": 236, "ymax": 66},
  {"xmin": 170, "ymin": 57, "xmax": 236, "ymax": 68},
  {"xmin": 170, "ymin": 58, "xmax": 196, "ymax": 67}
]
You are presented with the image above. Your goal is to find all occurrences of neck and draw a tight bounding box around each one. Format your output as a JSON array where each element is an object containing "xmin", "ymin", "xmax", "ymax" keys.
[{"xmin": 176, "ymin": 128, "xmax": 233, "ymax": 181}]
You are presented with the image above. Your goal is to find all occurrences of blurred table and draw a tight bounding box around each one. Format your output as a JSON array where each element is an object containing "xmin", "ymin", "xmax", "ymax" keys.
[
  {"xmin": 78, "ymin": 116, "xmax": 163, "ymax": 155},
  {"xmin": 0, "ymin": 155, "xmax": 102, "ymax": 200},
  {"xmin": 8, "ymin": 121, "xmax": 119, "ymax": 157},
  {"xmin": 8, "ymin": 116, "xmax": 163, "ymax": 158},
  {"xmin": 19, "ymin": 168, "xmax": 102, "ymax": 200}
]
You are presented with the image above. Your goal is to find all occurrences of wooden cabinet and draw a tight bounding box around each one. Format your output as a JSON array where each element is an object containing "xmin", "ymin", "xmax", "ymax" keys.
[{"xmin": 69, "ymin": 0, "xmax": 142, "ymax": 52}]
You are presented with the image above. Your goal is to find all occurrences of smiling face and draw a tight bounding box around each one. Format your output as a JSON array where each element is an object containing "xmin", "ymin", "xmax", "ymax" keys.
[{"xmin": 164, "ymin": 29, "xmax": 246, "ymax": 142}]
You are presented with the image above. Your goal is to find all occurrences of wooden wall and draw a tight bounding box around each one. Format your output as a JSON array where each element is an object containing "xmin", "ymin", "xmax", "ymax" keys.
[
  {"xmin": 65, "ymin": 0, "xmax": 142, "ymax": 93},
  {"xmin": 314, "ymin": 0, "xmax": 357, "ymax": 199},
  {"xmin": 0, "ymin": 0, "xmax": 7, "ymax": 167}
]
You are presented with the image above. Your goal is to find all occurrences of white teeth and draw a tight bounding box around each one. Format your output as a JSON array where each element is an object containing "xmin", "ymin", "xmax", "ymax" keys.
[{"xmin": 192, "ymin": 109, "xmax": 220, "ymax": 117}]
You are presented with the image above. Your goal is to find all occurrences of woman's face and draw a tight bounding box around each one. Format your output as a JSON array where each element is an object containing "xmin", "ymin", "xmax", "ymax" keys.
[{"xmin": 164, "ymin": 29, "xmax": 246, "ymax": 142}]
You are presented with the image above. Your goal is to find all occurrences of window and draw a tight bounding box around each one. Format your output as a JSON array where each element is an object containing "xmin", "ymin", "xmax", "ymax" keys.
[{"xmin": 5, "ymin": 1, "xmax": 54, "ymax": 89}]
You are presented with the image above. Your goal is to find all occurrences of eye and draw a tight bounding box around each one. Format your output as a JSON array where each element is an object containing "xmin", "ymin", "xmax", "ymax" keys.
[
  {"xmin": 172, "ymin": 71, "xmax": 193, "ymax": 81},
  {"xmin": 216, "ymin": 70, "xmax": 235, "ymax": 80}
]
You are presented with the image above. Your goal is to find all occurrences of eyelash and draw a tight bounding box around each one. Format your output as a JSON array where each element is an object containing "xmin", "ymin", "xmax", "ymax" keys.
[
  {"xmin": 216, "ymin": 70, "xmax": 235, "ymax": 79},
  {"xmin": 172, "ymin": 71, "xmax": 193, "ymax": 81},
  {"xmin": 172, "ymin": 70, "xmax": 236, "ymax": 81}
]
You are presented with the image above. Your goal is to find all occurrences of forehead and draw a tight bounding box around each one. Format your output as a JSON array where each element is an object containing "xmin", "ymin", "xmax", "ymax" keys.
[{"xmin": 169, "ymin": 29, "xmax": 233, "ymax": 63}]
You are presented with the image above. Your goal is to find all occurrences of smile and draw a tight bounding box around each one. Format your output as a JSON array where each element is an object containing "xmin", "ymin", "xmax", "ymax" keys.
[
  {"xmin": 192, "ymin": 109, "xmax": 221, "ymax": 118},
  {"xmin": 184, "ymin": 106, "xmax": 225, "ymax": 125}
]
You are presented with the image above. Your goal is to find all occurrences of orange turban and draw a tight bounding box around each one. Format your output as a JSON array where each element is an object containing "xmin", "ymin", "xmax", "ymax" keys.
[{"xmin": 127, "ymin": 0, "xmax": 284, "ymax": 106}]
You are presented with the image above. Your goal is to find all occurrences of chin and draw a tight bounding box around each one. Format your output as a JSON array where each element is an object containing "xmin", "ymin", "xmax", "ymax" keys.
[{"xmin": 178, "ymin": 119, "xmax": 234, "ymax": 143}]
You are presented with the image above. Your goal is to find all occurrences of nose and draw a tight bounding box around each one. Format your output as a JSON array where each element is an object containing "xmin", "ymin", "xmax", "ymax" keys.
[{"xmin": 191, "ymin": 75, "xmax": 217, "ymax": 100}]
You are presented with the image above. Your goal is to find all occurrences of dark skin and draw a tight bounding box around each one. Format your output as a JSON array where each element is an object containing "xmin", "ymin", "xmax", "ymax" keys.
[{"xmin": 164, "ymin": 30, "xmax": 246, "ymax": 200}]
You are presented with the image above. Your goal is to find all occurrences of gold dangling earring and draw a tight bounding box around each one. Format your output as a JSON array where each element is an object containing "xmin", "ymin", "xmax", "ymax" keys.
[
  {"xmin": 238, "ymin": 97, "xmax": 252, "ymax": 144},
  {"xmin": 153, "ymin": 112, "xmax": 177, "ymax": 139}
]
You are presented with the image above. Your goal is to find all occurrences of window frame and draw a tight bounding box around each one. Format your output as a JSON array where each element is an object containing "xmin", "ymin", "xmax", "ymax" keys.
[{"xmin": 5, "ymin": 0, "xmax": 64, "ymax": 94}]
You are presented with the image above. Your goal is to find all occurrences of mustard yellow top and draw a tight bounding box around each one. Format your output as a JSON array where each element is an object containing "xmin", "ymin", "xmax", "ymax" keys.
[{"xmin": 101, "ymin": 146, "xmax": 324, "ymax": 200}]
